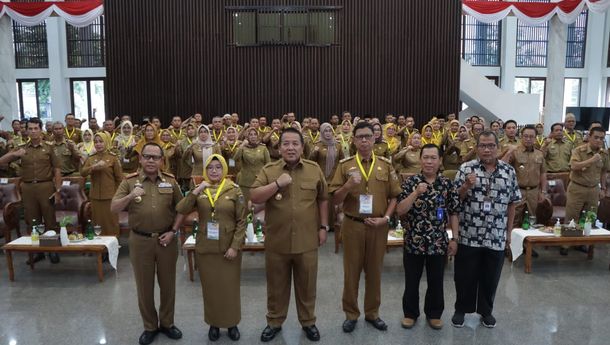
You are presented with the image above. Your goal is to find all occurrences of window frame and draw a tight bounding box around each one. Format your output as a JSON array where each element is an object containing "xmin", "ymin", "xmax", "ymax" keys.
[
  {"xmin": 70, "ymin": 78, "xmax": 106, "ymax": 119},
  {"xmin": 460, "ymin": 15, "xmax": 502, "ymax": 67},
  {"xmin": 66, "ymin": 15, "xmax": 106, "ymax": 68},
  {"xmin": 565, "ymin": 10, "xmax": 588, "ymax": 69},
  {"xmin": 12, "ymin": 21, "xmax": 49, "ymax": 69}
]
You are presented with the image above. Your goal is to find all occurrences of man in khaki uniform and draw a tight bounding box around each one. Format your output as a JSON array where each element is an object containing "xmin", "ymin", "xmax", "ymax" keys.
[
  {"xmin": 250, "ymin": 127, "xmax": 329, "ymax": 342},
  {"xmin": 0, "ymin": 117, "xmax": 62, "ymax": 262},
  {"xmin": 563, "ymin": 127, "xmax": 609, "ymax": 254},
  {"xmin": 498, "ymin": 120, "xmax": 520, "ymax": 158},
  {"xmin": 111, "ymin": 143, "xmax": 184, "ymax": 345},
  {"xmin": 502, "ymin": 126, "xmax": 547, "ymax": 227},
  {"xmin": 50, "ymin": 122, "xmax": 81, "ymax": 176},
  {"xmin": 563, "ymin": 113, "xmax": 584, "ymax": 148},
  {"xmin": 541, "ymin": 123, "xmax": 573, "ymax": 173},
  {"xmin": 167, "ymin": 116, "xmax": 185, "ymax": 144},
  {"xmin": 64, "ymin": 113, "xmax": 82, "ymax": 144},
  {"xmin": 329, "ymin": 122, "xmax": 401, "ymax": 333}
]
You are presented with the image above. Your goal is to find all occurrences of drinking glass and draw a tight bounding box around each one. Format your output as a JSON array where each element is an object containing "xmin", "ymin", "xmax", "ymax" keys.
[{"xmin": 94, "ymin": 225, "xmax": 102, "ymax": 239}]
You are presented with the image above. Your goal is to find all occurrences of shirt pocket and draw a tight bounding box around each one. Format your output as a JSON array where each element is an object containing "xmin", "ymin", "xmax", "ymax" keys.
[
  {"xmin": 375, "ymin": 170, "xmax": 389, "ymax": 182},
  {"xmin": 300, "ymin": 181, "xmax": 318, "ymax": 201}
]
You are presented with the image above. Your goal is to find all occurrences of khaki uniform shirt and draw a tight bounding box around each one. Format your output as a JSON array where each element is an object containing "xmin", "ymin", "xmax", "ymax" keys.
[
  {"xmin": 509, "ymin": 146, "xmax": 545, "ymax": 188},
  {"xmin": 308, "ymin": 142, "xmax": 343, "ymax": 180},
  {"xmin": 456, "ymin": 139, "xmax": 476, "ymax": 161},
  {"xmin": 394, "ymin": 148, "xmax": 421, "ymax": 174},
  {"xmin": 329, "ymin": 155, "xmax": 402, "ymax": 217},
  {"xmin": 265, "ymin": 133, "xmax": 281, "ymax": 160},
  {"xmin": 64, "ymin": 127, "xmax": 82, "ymax": 144},
  {"xmin": 174, "ymin": 137, "xmax": 194, "ymax": 179},
  {"xmin": 373, "ymin": 141, "xmax": 391, "ymax": 159},
  {"xmin": 564, "ymin": 129, "xmax": 584, "ymax": 148},
  {"xmin": 569, "ymin": 144, "xmax": 609, "ymax": 187},
  {"xmin": 80, "ymin": 151, "xmax": 123, "ymax": 200},
  {"xmin": 235, "ymin": 144, "xmax": 270, "ymax": 187},
  {"xmin": 176, "ymin": 182, "xmax": 246, "ymax": 253},
  {"xmin": 544, "ymin": 139, "xmax": 572, "ymax": 172},
  {"xmin": 252, "ymin": 159, "xmax": 328, "ymax": 254},
  {"xmin": 167, "ymin": 128, "xmax": 185, "ymax": 143},
  {"xmin": 220, "ymin": 140, "xmax": 241, "ymax": 177},
  {"xmin": 113, "ymin": 171, "xmax": 183, "ymax": 233},
  {"xmin": 499, "ymin": 137, "xmax": 520, "ymax": 157},
  {"xmin": 19, "ymin": 141, "xmax": 60, "ymax": 182},
  {"xmin": 186, "ymin": 143, "xmax": 221, "ymax": 176},
  {"xmin": 51, "ymin": 140, "xmax": 80, "ymax": 174}
]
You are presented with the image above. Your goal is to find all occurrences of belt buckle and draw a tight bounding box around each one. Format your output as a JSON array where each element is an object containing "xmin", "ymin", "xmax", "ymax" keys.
[{"xmin": 151, "ymin": 233, "xmax": 159, "ymax": 238}]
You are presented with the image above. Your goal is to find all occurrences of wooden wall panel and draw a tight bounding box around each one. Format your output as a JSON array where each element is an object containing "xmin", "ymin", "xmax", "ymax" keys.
[{"xmin": 105, "ymin": 0, "xmax": 461, "ymax": 126}]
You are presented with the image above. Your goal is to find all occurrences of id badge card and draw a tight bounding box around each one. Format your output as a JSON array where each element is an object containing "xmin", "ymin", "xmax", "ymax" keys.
[
  {"xmin": 436, "ymin": 208, "xmax": 445, "ymax": 221},
  {"xmin": 359, "ymin": 194, "xmax": 373, "ymax": 214},
  {"xmin": 483, "ymin": 197, "xmax": 492, "ymax": 213},
  {"xmin": 228, "ymin": 158, "xmax": 236, "ymax": 167},
  {"xmin": 207, "ymin": 222, "xmax": 219, "ymax": 240},
  {"xmin": 123, "ymin": 158, "xmax": 130, "ymax": 163}
]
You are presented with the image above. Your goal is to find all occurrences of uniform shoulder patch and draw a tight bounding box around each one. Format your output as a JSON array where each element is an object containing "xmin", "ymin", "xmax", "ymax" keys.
[
  {"xmin": 125, "ymin": 172, "xmax": 139, "ymax": 179},
  {"xmin": 377, "ymin": 156, "xmax": 392, "ymax": 164},
  {"xmin": 161, "ymin": 171, "xmax": 175, "ymax": 178},
  {"xmin": 340, "ymin": 156, "xmax": 354, "ymax": 163}
]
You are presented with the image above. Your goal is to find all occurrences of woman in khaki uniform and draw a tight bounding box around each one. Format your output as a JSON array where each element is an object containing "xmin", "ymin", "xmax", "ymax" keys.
[
  {"xmin": 184, "ymin": 125, "xmax": 220, "ymax": 177},
  {"xmin": 371, "ymin": 123, "xmax": 391, "ymax": 159},
  {"xmin": 174, "ymin": 123, "xmax": 197, "ymax": 192},
  {"xmin": 114, "ymin": 121, "xmax": 138, "ymax": 174},
  {"xmin": 394, "ymin": 132, "xmax": 422, "ymax": 174},
  {"xmin": 262, "ymin": 119, "xmax": 282, "ymax": 161},
  {"xmin": 176, "ymin": 154, "xmax": 246, "ymax": 342},
  {"xmin": 160, "ymin": 129, "xmax": 178, "ymax": 176},
  {"xmin": 336, "ymin": 120, "xmax": 353, "ymax": 158},
  {"xmin": 81, "ymin": 132, "xmax": 123, "ymax": 236},
  {"xmin": 234, "ymin": 127, "xmax": 270, "ymax": 201},
  {"xmin": 383, "ymin": 124, "xmax": 402, "ymax": 156},
  {"xmin": 220, "ymin": 126, "xmax": 241, "ymax": 179},
  {"xmin": 76, "ymin": 129, "xmax": 96, "ymax": 165}
]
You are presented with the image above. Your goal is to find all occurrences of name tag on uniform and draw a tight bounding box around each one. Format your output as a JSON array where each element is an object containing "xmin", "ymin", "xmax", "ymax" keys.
[
  {"xmin": 62, "ymin": 181, "xmax": 71, "ymax": 186},
  {"xmin": 359, "ymin": 194, "xmax": 373, "ymax": 214},
  {"xmin": 207, "ymin": 221, "xmax": 219, "ymax": 240},
  {"xmin": 123, "ymin": 158, "xmax": 130, "ymax": 163},
  {"xmin": 228, "ymin": 158, "xmax": 235, "ymax": 167},
  {"xmin": 159, "ymin": 182, "xmax": 172, "ymax": 188},
  {"xmin": 548, "ymin": 180, "xmax": 556, "ymax": 187},
  {"xmin": 0, "ymin": 178, "xmax": 8, "ymax": 184},
  {"xmin": 483, "ymin": 198, "xmax": 492, "ymax": 213}
]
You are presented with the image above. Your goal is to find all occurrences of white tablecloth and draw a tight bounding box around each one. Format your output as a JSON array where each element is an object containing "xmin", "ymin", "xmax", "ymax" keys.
[
  {"xmin": 7, "ymin": 236, "xmax": 120, "ymax": 270},
  {"xmin": 510, "ymin": 228, "xmax": 610, "ymax": 262},
  {"xmin": 388, "ymin": 229, "xmax": 453, "ymax": 241},
  {"xmin": 185, "ymin": 235, "xmax": 263, "ymax": 246}
]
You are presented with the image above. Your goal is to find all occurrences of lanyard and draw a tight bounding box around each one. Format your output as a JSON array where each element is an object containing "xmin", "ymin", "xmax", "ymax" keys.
[
  {"xmin": 213, "ymin": 130, "xmax": 223, "ymax": 142},
  {"xmin": 83, "ymin": 142, "xmax": 94, "ymax": 154},
  {"xmin": 204, "ymin": 178, "xmax": 226, "ymax": 219},
  {"xmin": 163, "ymin": 142, "xmax": 172, "ymax": 150},
  {"xmin": 186, "ymin": 137, "xmax": 193, "ymax": 145},
  {"xmin": 387, "ymin": 138, "xmax": 398, "ymax": 152},
  {"xmin": 65, "ymin": 127, "xmax": 76, "ymax": 139},
  {"xmin": 536, "ymin": 136, "xmax": 545, "ymax": 147},
  {"xmin": 272, "ymin": 132, "xmax": 280, "ymax": 141},
  {"xmin": 228, "ymin": 141, "xmax": 239, "ymax": 153},
  {"xmin": 564, "ymin": 129, "xmax": 576, "ymax": 142},
  {"xmin": 110, "ymin": 132, "xmax": 117, "ymax": 142},
  {"xmin": 309, "ymin": 130, "xmax": 319, "ymax": 142},
  {"xmin": 171, "ymin": 129, "xmax": 182, "ymax": 138},
  {"xmin": 121, "ymin": 135, "xmax": 133, "ymax": 148},
  {"xmin": 450, "ymin": 132, "xmax": 457, "ymax": 140},
  {"xmin": 355, "ymin": 152, "xmax": 376, "ymax": 182}
]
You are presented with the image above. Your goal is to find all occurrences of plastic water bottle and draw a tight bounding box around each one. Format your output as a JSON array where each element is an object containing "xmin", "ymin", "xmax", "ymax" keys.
[
  {"xmin": 522, "ymin": 210, "xmax": 530, "ymax": 230},
  {"xmin": 553, "ymin": 218, "xmax": 561, "ymax": 237},
  {"xmin": 85, "ymin": 220, "xmax": 94, "ymax": 240},
  {"xmin": 31, "ymin": 219, "xmax": 40, "ymax": 244}
]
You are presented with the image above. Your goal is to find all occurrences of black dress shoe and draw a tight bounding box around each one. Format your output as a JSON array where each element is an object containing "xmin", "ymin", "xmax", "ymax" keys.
[
  {"xmin": 159, "ymin": 325, "xmax": 182, "ymax": 340},
  {"xmin": 208, "ymin": 326, "xmax": 220, "ymax": 341},
  {"xmin": 228, "ymin": 326, "xmax": 240, "ymax": 341},
  {"xmin": 26, "ymin": 253, "xmax": 45, "ymax": 265},
  {"xmin": 138, "ymin": 330, "xmax": 158, "ymax": 345},
  {"xmin": 560, "ymin": 248, "xmax": 569, "ymax": 256},
  {"xmin": 342, "ymin": 319, "xmax": 357, "ymax": 333},
  {"xmin": 302, "ymin": 325, "xmax": 320, "ymax": 341},
  {"xmin": 575, "ymin": 245, "xmax": 589, "ymax": 253},
  {"xmin": 49, "ymin": 253, "xmax": 60, "ymax": 264},
  {"xmin": 260, "ymin": 325, "xmax": 281, "ymax": 342},
  {"xmin": 365, "ymin": 317, "xmax": 388, "ymax": 331}
]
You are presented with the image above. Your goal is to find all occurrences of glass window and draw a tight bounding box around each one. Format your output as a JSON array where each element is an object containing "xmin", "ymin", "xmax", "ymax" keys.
[
  {"xmin": 228, "ymin": 6, "xmax": 341, "ymax": 46},
  {"xmin": 16, "ymin": 79, "xmax": 51, "ymax": 120},
  {"xmin": 71, "ymin": 79, "xmax": 105, "ymax": 124},
  {"xmin": 563, "ymin": 78, "xmax": 580, "ymax": 107},
  {"xmin": 12, "ymin": 22, "xmax": 49, "ymax": 69},
  {"xmin": 66, "ymin": 15, "xmax": 106, "ymax": 67},
  {"xmin": 516, "ymin": 21, "xmax": 548, "ymax": 67},
  {"xmin": 566, "ymin": 11, "xmax": 588, "ymax": 68},
  {"xmin": 514, "ymin": 77, "xmax": 546, "ymax": 112},
  {"xmin": 461, "ymin": 15, "xmax": 501, "ymax": 66}
]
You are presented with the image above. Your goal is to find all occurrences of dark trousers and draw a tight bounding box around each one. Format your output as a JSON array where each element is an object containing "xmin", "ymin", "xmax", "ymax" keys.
[
  {"xmin": 454, "ymin": 244, "xmax": 504, "ymax": 317},
  {"xmin": 402, "ymin": 253, "xmax": 445, "ymax": 319}
]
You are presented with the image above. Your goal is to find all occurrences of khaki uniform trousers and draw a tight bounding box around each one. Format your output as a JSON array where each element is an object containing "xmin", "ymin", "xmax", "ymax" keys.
[
  {"xmin": 342, "ymin": 217, "xmax": 388, "ymax": 320},
  {"xmin": 91, "ymin": 199, "xmax": 119, "ymax": 236},
  {"xmin": 129, "ymin": 232, "xmax": 179, "ymax": 331},
  {"xmin": 265, "ymin": 249, "xmax": 318, "ymax": 328},
  {"xmin": 21, "ymin": 181, "xmax": 58, "ymax": 231},
  {"xmin": 515, "ymin": 187, "xmax": 539, "ymax": 226},
  {"xmin": 565, "ymin": 183, "xmax": 599, "ymax": 225}
]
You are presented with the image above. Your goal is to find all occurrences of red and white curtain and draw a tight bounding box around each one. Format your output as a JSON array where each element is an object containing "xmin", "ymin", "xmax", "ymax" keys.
[
  {"xmin": 463, "ymin": 0, "xmax": 610, "ymax": 26},
  {"xmin": 0, "ymin": 0, "xmax": 103, "ymax": 27}
]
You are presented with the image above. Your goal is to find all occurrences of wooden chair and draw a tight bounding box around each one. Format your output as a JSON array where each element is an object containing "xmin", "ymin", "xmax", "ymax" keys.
[
  {"xmin": 55, "ymin": 176, "xmax": 88, "ymax": 232},
  {"xmin": 546, "ymin": 178, "xmax": 567, "ymax": 224},
  {"xmin": 0, "ymin": 177, "xmax": 22, "ymax": 243},
  {"xmin": 597, "ymin": 174, "xmax": 610, "ymax": 228}
]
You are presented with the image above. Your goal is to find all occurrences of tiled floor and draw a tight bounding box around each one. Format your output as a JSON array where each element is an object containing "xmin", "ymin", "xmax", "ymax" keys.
[{"xmin": 1, "ymin": 233, "xmax": 609, "ymax": 345}]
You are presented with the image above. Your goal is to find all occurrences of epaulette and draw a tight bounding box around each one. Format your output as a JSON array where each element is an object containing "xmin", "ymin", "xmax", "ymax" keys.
[
  {"xmin": 340, "ymin": 156, "xmax": 355, "ymax": 163},
  {"xmin": 125, "ymin": 172, "xmax": 139, "ymax": 179},
  {"xmin": 232, "ymin": 182, "xmax": 239, "ymax": 188},
  {"xmin": 378, "ymin": 156, "xmax": 392, "ymax": 164},
  {"xmin": 302, "ymin": 159, "xmax": 318, "ymax": 166},
  {"xmin": 161, "ymin": 171, "xmax": 175, "ymax": 178}
]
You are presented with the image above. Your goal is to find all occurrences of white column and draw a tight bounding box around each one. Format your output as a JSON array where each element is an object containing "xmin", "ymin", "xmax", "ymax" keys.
[
  {"xmin": 581, "ymin": 11, "xmax": 607, "ymax": 107},
  {"xmin": 542, "ymin": 16, "xmax": 567, "ymax": 130},
  {"xmin": 45, "ymin": 17, "xmax": 71, "ymax": 123},
  {"xmin": 500, "ymin": 17, "xmax": 518, "ymax": 93},
  {"xmin": 0, "ymin": 16, "xmax": 18, "ymax": 129}
]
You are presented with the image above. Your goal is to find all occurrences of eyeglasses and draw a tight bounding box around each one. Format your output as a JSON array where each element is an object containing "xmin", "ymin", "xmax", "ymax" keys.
[
  {"xmin": 142, "ymin": 154, "xmax": 163, "ymax": 161},
  {"xmin": 354, "ymin": 134, "xmax": 373, "ymax": 141},
  {"xmin": 477, "ymin": 144, "xmax": 497, "ymax": 150}
]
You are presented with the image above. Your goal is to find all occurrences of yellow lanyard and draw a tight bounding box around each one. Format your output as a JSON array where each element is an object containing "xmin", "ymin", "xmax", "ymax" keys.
[
  {"xmin": 163, "ymin": 142, "xmax": 172, "ymax": 150},
  {"xmin": 213, "ymin": 130, "xmax": 223, "ymax": 142},
  {"xmin": 228, "ymin": 141, "xmax": 239, "ymax": 153},
  {"xmin": 387, "ymin": 138, "xmax": 398, "ymax": 153},
  {"xmin": 340, "ymin": 134, "xmax": 348, "ymax": 146},
  {"xmin": 405, "ymin": 128, "xmax": 413, "ymax": 139},
  {"xmin": 331, "ymin": 126, "xmax": 336, "ymax": 135},
  {"xmin": 110, "ymin": 132, "xmax": 117, "ymax": 142},
  {"xmin": 450, "ymin": 132, "xmax": 457, "ymax": 140},
  {"xmin": 422, "ymin": 137, "xmax": 433, "ymax": 145},
  {"xmin": 171, "ymin": 129, "xmax": 182, "ymax": 138},
  {"xmin": 355, "ymin": 152, "xmax": 376, "ymax": 182},
  {"xmin": 186, "ymin": 137, "xmax": 193, "ymax": 145},
  {"xmin": 83, "ymin": 142, "xmax": 94, "ymax": 154},
  {"xmin": 536, "ymin": 136, "xmax": 545, "ymax": 147},
  {"xmin": 204, "ymin": 178, "xmax": 226, "ymax": 218},
  {"xmin": 65, "ymin": 127, "xmax": 76, "ymax": 139},
  {"xmin": 121, "ymin": 135, "xmax": 133, "ymax": 148},
  {"xmin": 564, "ymin": 129, "xmax": 576, "ymax": 142},
  {"xmin": 433, "ymin": 131, "xmax": 442, "ymax": 142},
  {"xmin": 272, "ymin": 132, "xmax": 280, "ymax": 141},
  {"xmin": 309, "ymin": 130, "xmax": 319, "ymax": 142}
]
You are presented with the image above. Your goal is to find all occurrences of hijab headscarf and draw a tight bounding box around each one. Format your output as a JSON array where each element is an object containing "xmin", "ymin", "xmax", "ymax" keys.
[
  {"xmin": 116, "ymin": 120, "xmax": 135, "ymax": 149},
  {"xmin": 203, "ymin": 153, "xmax": 228, "ymax": 184},
  {"xmin": 320, "ymin": 122, "xmax": 338, "ymax": 178},
  {"xmin": 243, "ymin": 126, "xmax": 259, "ymax": 147},
  {"xmin": 94, "ymin": 131, "xmax": 112, "ymax": 153},
  {"xmin": 134, "ymin": 123, "xmax": 163, "ymax": 154},
  {"xmin": 384, "ymin": 123, "xmax": 400, "ymax": 153},
  {"xmin": 421, "ymin": 124, "xmax": 434, "ymax": 145},
  {"xmin": 196, "ymin": 124, "xmax": 214, "ymax": 147},
  {"xmin": 372, "ymin": 123, "xmax": 383, "ymax": 144},
  {"xmin": 79, "ymin": 129, "xmax": 95, "ymax": 156}
]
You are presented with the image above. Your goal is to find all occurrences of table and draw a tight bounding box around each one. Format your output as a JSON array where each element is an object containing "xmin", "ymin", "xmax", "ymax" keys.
[
  {"xmin": 182, "ymin": 236, "xmax": 264, "ymax": 282},
  {"xmin": 2, "ymin": 236, "xmax": 119, "ymax": 282},
  {"xmin": 510, "ymin": 228, "xmax": 610, "ymax": 273}
]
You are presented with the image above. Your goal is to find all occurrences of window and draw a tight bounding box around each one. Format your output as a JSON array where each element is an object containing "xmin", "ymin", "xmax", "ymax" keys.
[
  {"xmin": 16, "ymin": 79, "xmax": 51, "ymax": 120},
  {"xmin": 227, "ymin": 6, "xmax": 341, "ymax": 46},
  {"xmin": 70, "ymin": 79, "xmax": 106, "ymax": 123},
  {"xmin": 461, "ymin": 15, "xmax": 501, "ymax": 66},
  {"xmin": 516, "ymin": 21, "xmax": 549, "ymax": 67},
  {"xmin": 66, "ymin": 15, "xmax": 106, "ymax": 67},
  {"xmin": 515, "ymin": 77, "xmax": 546, "ymax": 111},
  {"xmin": 563, "ymin": 78, "xmax": 580, "ymax": 107},
  {"xmin": 566, "ymin": 11, "xmax": 588, "ymax": 68},
  {"xmin": 12, "ymin": 22, "xmax": 49, "ymax": 68}
]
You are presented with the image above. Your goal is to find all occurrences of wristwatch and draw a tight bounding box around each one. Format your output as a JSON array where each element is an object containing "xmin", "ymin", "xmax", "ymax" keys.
[{"xmin": 320, "ymin": 225, "xmax": 329, "ymax": 232}]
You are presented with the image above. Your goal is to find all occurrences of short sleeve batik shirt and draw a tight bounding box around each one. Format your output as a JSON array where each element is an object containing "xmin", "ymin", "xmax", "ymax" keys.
[
  {"xmin": 454, "ymin": 159, "xmax": 522, "ymax": 251},
  {"xmin": 397, "ymin": 173, "xmax": 461, "ymax": 255}
]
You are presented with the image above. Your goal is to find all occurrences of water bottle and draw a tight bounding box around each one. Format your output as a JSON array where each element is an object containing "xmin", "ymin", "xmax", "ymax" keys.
[
  {"xmin": 192, "ymin": 219, "xmax": 199, "ymax": 239},
  {"xmin": 522, "ymin": 210, "xmax": 530, "ymax": 230},
  {"xmin": 578, "ymin": 210, "xmax": 586, "ymax": 229},
  {"xmin": 553, "ymin": 218, "xmax": 561, "ymax": 237},
  {"xmin": 85, "ymin": 220, "xmax": 94, "ymax": 240},
  {"xmin": 31, "ymin": 219, "xmax": 40, "ymax": 244}
]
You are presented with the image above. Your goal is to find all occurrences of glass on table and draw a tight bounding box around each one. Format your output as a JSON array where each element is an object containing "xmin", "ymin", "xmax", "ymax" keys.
[{"xmin": 93, "ymin": 225, "xmax": 102, "ymax": 239}]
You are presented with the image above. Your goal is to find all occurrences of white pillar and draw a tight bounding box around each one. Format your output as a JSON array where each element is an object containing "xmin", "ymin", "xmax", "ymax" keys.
[
  {"xmin": 542, "ymin": 16, "xmax": 567, "ymax": 130},
  {"xmin": 0, "ymin": 16, "xmax": 18, "ymax": 129},
  {"xmin": 45, "ymin": 17, "xmax": 71, "ymax": 123},
  {"xmin": 500, "ymin": 17, "xmax": 518, "ymax": 93}
]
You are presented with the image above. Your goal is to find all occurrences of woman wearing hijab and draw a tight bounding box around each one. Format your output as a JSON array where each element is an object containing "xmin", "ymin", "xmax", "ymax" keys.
[
  {"xmin": 442, "ymin": 120, "xmax": 462, "ymax": 171},
  {"xmin": 220, "ymin": 126, "xmax": 241, "ymax": 178},
  {"xmin": 394, "ymin": 132, "xmax": 423, "ymax": 174},
  {"xmin": 185, "ymin": 125, "xmax": 221, "ymax": 177},
  {"xmin": 80, "ymin": 132, "xmax": 123, "ymax": 236},
  {"xmin": 234, "ymin": 126, "xmax": 270, "ymax": 201},
  {"xmin": 384, "ymin": 123, "xmax": 402, "ymax": 156},
  {"xmin": 336, "ymin": 119, "xmax": 353, "ymax": 158},
  {"xmin": 176, "ymin": 154, "xmax": 246, "ymax": 342},
  {"xmin": 421, "ymin": 124, "xmax": 436, "ymax": 146},
  {"xmin": 76, "ymin": 129, "xmax": 96, "ymax": 165},
  {"xmin": 114, "ymin": 120, "xmax": 138, "ymax": 174},
  {"xmin": 160, "ymin": 129, "xmax": 178, "ymax": 175},
  {"xmin": 371, "ymin": 122, "xmax": 391, "ymax": 159},
  {"xmin": 174, "ymin": 123, "xmax": 197, "ymax": 192}
]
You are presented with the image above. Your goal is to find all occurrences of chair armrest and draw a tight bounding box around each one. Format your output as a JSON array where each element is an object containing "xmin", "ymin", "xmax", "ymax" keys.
[{"xmin": 3, "ymin": 200, "xmax": 22, "ymax": 228}]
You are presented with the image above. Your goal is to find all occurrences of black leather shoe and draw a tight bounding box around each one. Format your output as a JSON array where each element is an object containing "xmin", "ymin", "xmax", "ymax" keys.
[
  {"xmin": 302, "ymin": 325, "xmax": 320, "ymax": 341},
  {"xmin": 260, "ymin": 325, "xmax": 281, "ymax": 342},
  {"xmin": 159, "ymin": 325, "xmax": 182, "ymax": 340},
  {"xmin": 228, "ymin": 326, "xmax": 240, "ymax": 341},
  {"xmin": 26, "ymin": 253, "xmax": 45, "ymax": 265},
  {"xmin": 208, "ymin": 326, "xmax": 220, "ymax": 341},
  {"xmin": 365, "ymin": 318, "xmax": 388, "ymax": 331},
  {"xmin": 49, "ymin": 253, "xmax": 60, "ymax": 264},
  {"xmin": 342, "ymin": 319, "xmax": 357, "ymax": 333},
  {"xmin": 138, "ymin": 330, "xmax": 158, "ymax": 345},
  {"xmin": 560, "ymin": 248, "xmax": 569, "ymax": 256}
]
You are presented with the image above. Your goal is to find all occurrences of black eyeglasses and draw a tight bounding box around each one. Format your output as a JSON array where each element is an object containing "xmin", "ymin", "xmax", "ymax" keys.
[
  {"xmin": 142, "ymin": 154, "xmax": 163, "ymax": 161},
  {"xmin": 354, "ymin": 134, "xmax": 373, "ymax": 141},
  {"xmin": 477, "ymin": 144, "xmax": 497, "ymax": 150}
]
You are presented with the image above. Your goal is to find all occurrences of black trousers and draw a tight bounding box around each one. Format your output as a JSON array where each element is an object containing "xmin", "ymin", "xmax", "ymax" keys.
[
  {"xmin": 402, "ymin": 253, "xmax": 445, "ymax": 319},
  {"xmin": 454, "ymin": 244, "xmax": 504, "ymax": 317}
]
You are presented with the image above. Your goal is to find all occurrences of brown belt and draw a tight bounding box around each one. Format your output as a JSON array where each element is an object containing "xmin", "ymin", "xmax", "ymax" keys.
[
  {"xmin": 570, "ymin": 180, "xmax": 597, "ymax": 189},
  {"xmin": 519, "ymin": 186, "xmax": 538, "ymax": 190},
  {"xmin": 345, "ymin": 214, "xmax": 366, "ymax": 223},
  {"xmin": 22, "ymin": 180, "xmax": 51, "ymax": 184},
  {"xmin": 132, "ymin": 229, "xmax": 172, "ymax": 238}
]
